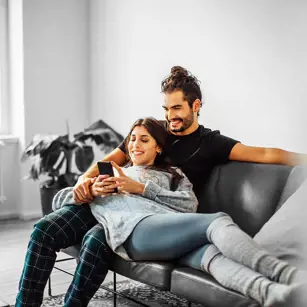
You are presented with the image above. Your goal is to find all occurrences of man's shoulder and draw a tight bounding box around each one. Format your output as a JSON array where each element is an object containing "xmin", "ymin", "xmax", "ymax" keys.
[
  {"xmin": 198, "ymin": 125, "xmax": 221, "ymax": 137},
  {"xmin": 198, "ymin": 125, "xmax": 238, "ymax": 146}
]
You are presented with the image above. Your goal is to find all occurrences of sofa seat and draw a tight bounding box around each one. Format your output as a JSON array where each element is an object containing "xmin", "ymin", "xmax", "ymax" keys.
[
  {"xmin": 60, "ymin": 246, "xmax": 174, "ymax": 291},
  {"xmin": 171, "ymin": 267, "xmax": 259, "ymax": 307},
  {"xmin": 111, "ymin": 255, "xmax": 174, "ymax": 290}
]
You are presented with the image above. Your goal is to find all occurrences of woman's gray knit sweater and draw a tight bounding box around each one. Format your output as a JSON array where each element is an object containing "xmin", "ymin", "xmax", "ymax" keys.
[{"xmin": 52, "ymin": 165, "xmax": 198, "ymax": 260}]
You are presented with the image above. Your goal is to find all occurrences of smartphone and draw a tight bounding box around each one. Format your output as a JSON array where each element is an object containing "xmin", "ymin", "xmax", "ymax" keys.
[{"xmin": 97, "ymin": 161, "xmax": 118, "ymax": 193}]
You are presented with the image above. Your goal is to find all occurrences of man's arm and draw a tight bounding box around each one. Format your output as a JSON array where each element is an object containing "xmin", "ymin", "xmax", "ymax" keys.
[{"xmin": 229, "ymin": 143, "xmax": 307, "ymax": 166}]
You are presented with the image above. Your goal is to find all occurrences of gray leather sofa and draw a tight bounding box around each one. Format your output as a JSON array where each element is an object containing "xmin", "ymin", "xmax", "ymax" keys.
[{"xmin": 57, "ymin": 161, "xmax": 307, "ymax": 307}]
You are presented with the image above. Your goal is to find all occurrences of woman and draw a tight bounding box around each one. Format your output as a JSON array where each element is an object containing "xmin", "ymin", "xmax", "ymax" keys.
[{"xmin": 53, "ymin": 117, "xmax": 303, "ymax": 307}]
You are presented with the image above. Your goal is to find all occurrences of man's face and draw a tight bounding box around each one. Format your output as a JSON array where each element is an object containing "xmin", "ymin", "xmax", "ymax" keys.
[{"xmin": 163, "ymin": 90, "xmax": 195, "ymax": 133}]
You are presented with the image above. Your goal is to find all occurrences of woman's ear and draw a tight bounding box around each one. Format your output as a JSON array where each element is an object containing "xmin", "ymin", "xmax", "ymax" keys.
[{"xmin": 157, "ymin": 147, "xmax": 162, "ymax": 154}]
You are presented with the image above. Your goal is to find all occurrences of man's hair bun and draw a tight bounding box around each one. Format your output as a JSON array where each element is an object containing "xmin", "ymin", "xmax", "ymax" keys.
[{"xmin": 170, "ymin": 66, "xmax": 188, "ymax": 76}]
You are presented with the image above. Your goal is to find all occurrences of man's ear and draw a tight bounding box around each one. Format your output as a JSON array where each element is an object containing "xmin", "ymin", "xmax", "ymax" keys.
[{"xmin": 193, "ymin": 99, "xmax": 201, "ymax": 113}]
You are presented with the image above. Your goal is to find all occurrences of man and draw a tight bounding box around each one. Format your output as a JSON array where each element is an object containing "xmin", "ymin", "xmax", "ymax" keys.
[{"xmin": 73, "ymin": 65, "xmax": 307, "ymax": 203}]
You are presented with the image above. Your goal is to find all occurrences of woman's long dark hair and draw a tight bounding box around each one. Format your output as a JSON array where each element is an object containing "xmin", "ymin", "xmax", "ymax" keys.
[{"xmin": 124, "ymin": 117, "xmax": 183, "ymax": 190}]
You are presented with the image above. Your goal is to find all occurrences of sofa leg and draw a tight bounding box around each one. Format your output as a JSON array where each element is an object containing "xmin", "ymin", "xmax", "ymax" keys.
[
  {"xmin": 113, "ymin": 271, "xmax": 117, "ymax": 307},
  {"xmin": 48, "ymin": 276, "xmax": 52, "ymax": 296}
]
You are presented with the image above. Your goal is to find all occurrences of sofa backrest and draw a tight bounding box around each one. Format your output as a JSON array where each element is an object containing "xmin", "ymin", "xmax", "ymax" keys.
[{"xmin": 197, "ymin": 161, "xmax": 292, "ymax": 237}]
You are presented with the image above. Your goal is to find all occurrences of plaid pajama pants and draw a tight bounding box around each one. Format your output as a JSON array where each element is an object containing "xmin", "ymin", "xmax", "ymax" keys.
[{"xmin": 15, "ymin": 204, "xmax": 114, "ymax": 307}]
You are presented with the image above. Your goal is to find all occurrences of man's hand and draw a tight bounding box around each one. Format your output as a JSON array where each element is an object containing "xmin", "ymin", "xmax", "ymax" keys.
[
  {"xmin": 105, "ymin": 161, "xmax": 145, "ymax": 195},
  {"xmin": 90, "ymin": 175, "xmax": 118, "ymax": 197},
  {"xmin": 73, "ymin": 176, "xmax": 95, "ymax": 203}
]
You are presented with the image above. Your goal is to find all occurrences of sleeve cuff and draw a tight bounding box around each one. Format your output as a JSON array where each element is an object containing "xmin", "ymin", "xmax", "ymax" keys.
[
  {"xmin": 142, "ymin": 180, "xmax": 162, "ymax": 200},
  {"xmin": 52, "ymin": 187, "xmax": 76, "ymax": 211}
]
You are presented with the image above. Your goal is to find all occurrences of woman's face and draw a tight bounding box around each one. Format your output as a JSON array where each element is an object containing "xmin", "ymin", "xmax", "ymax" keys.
[{"xmin": 128, "ymin": 125, "xmax": 161, "ymax": 166}]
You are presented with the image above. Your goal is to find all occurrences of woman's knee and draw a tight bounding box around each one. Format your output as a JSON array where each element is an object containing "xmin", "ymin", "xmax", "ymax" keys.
[
  {"xmin": 205, "ymin": 212, "xmax": 233, "ymax": 228},
  {"xmin": 212, "ymin": 212, "xmax": 229, "ymax": 220},
  {"xmin": 195, "ymin": 212, "xmax": 229, "ymax": 230}
]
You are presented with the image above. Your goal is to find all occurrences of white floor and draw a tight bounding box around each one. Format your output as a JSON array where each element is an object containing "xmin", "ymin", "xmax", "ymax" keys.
[{"xmin": 0, "ymin": 218, "xmax": 127, "ymax": 306}]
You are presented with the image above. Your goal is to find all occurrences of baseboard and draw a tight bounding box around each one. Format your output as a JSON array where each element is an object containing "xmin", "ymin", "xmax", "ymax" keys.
[
  {"xmin": 0, "ymin": 298, "xmax": 10, "ymax": 307},
  {"xmin": 0, "ymin": 211, "xmax": 19, "ymax": 221},
  {"xmin": 0, "ymin": 209, "xmax": 42, "ymax": 221},
  {"xmin": 18, "ymin": 210, "xmax": 42, "ymax": 220},
  {"xmin": 0, "ymin": 211, "xmax": 42, "ymax": 221}
]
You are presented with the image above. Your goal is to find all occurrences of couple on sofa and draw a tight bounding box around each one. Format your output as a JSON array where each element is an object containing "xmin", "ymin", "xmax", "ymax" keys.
[{"xmin": 16, "ymin": 66, "xmax": 307, "ymax": 307}]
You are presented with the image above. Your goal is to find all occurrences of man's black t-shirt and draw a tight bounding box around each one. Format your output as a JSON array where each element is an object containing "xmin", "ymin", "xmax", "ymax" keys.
[{"xmin": 118, "ymin": 121, "xmax": 240, "ymax": 197}]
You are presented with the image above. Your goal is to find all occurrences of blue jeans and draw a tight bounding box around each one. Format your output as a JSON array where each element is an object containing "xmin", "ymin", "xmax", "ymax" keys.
[{"xmin": 123, "ymin": 212, "xmax": 227, "ymax": 270}]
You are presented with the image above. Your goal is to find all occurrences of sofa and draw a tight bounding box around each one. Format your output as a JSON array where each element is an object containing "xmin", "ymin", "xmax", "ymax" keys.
[{"xmin": 53, "ymin": 161, "xmax": 307, "ymax": 307}]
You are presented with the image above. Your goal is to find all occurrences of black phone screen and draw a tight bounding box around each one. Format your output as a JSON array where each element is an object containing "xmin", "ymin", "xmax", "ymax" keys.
[
  {"xmin": 97, "ymin": 162, "xmax": 118, "ymax": 193},
  {"xmin": 97, "ymin": 161, "xmax": 115, "ymax": 176}
]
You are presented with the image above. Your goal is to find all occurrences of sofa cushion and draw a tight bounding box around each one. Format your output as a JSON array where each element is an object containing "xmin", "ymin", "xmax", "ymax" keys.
[
  {"xmin": 199, "ymin": 162, "xmax": 292, "ymax": 236},
  {"xmin": 171, "ymin": 267, "xmax": 259, "ymax": 307},
  {"xmin": 111, "ymin": 255, "xmax": 174, "ymax": 290},
  {"xmin": 254, "ymin": 166, "xmax": 307, "ymax": 269}
]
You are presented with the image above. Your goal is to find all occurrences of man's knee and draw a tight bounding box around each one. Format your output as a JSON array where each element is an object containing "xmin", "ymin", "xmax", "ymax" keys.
[
  {"xmin": 31, "ymin": 216, "xmax": 55, "ymax": 245},
  {"xmin": 31, "ymin": 208, "xmax": 77, "ymax": 246},
  {"xmin": 82, "ymin": 225, "xmax": 111, "ymax": 256}
]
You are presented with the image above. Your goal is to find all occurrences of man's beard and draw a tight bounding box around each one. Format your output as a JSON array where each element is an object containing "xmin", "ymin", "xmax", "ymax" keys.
[{"xmin": 167, "ymin": 110, "xmax": 194, "ymax": 133}]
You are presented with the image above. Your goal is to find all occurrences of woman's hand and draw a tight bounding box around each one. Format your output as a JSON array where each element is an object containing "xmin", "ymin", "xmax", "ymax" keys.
[
  {"xmin": 90, "ymin": 175, "xmax": 118, "ymax": 197},
  {"xmin": 105, "ymin": 161, "xmax": 145, "ymax": 195}
]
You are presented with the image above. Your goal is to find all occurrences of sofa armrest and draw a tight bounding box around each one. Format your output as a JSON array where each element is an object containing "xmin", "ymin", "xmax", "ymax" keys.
[{"xmin": 276, "ymin": 165, "xmax": 307, "ymax": 211}]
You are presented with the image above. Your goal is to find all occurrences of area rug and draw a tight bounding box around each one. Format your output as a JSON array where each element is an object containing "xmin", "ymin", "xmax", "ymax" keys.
[{"xmin": 40, "ymin": 279, "xmax": 204, "ymax": 306}]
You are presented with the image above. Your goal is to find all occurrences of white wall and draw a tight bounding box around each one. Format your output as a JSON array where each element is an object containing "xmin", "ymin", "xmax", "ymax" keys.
[
  {"xmin": 20, "ymin": 0, "xmax": 90, "ymax": 218},
  {"xmin": 0, "ymin": 0, "xmax": 91, "ymax": 219},
  {"xmin": 23, "ymin": 0, "xmax": 90, "ymax": 138},
  {"xmin": 89, "ymin": 0, "xmax": 307, "ymax": 152}
]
